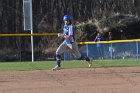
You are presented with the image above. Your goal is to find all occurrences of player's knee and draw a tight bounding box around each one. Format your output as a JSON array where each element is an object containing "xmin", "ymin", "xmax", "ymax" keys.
[
  {"xmin": 56, "ymin": 50, "xmax": 62, "ymax": 56},
  {"xmin": 56, "ymin": 51, "xmax": 59, "ymax": 55}
]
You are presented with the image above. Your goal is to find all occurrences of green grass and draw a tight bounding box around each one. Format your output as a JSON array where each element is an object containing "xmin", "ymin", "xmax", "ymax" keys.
[{"xmin": 0, "ymin": 59, "xmax": 140, "ymax": 71}]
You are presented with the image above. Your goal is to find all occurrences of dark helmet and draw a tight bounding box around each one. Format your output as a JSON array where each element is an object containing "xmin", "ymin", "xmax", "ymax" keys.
[{"xmin": 63, "ymin": 15, "xmax": 72, "ymax": 21}]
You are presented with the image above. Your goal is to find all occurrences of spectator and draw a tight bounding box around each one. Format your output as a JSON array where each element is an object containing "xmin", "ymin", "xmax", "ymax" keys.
[
  {"xmin": 107, "ymin": 31, "xmax": 115, "ymax": 59},
  {"xmin": 108, "ymin": 31, "xmax": 112, "ymax": 40},
  {"xmin": 94, "ymin": 32, "xmax": 104, "ymax": 59}
]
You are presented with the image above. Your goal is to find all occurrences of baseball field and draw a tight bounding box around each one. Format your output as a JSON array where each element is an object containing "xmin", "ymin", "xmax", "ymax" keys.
[{"xmin": 0, "ymin": 59, "xmax": 140, "ymax": 93}]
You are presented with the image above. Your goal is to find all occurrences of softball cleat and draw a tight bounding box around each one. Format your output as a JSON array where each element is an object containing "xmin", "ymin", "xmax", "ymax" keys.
[
  {"xmin": 52, "ymin": 65, "xmax": 61, "ymax": 71},
  {"xmin": 88, "ymin": 58, "xmax": 93, "ymax": 67}
]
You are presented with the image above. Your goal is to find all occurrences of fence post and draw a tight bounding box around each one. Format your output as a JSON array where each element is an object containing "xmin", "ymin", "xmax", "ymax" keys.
[
  {"xmin": 136, "ymin": 42, "xmax": 139, "ymax": 58},
  {"xmin": 86, "ymin": 44, "xmax": 89, "ymax": 57}
]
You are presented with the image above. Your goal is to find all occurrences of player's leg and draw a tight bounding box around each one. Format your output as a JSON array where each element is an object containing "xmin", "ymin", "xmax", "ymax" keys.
[
  {"xmin": 52, "ymin": 41, "xmax": 67, "ymax": 71},
  {"xmin": 71, "ymin": 42, "xmax": 93, "ymax": 67},
  {"xmin": 70, "ymin": 42, "xmax": 81, "ymax": 58}
]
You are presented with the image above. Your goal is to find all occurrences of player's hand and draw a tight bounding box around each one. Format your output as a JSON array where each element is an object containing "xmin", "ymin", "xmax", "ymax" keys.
[{"xmin": 58, "ymin": 33, "xmax": 64, "ymax": 37}]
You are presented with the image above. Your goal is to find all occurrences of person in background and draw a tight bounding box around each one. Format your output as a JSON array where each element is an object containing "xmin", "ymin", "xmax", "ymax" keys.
[
  {"xmin": 94, "ymin": 32, "xmax": 104, "ymax": 59},
  {"xmin": 107, "ymin": 31, "xmax": 115, "ymax": 59},
  {"xmin": 108, "ymin": 31, "xmax": 112, "ymax": 40}
]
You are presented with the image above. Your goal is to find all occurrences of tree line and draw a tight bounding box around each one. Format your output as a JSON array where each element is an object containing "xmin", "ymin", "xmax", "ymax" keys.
[{"xmin": 0, "ymin": 0, "xmax": 140, "ymax": 61}]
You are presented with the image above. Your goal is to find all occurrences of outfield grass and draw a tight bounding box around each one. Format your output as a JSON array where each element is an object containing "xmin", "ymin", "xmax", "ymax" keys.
[{"xmin": 0, "ymin": 59, "xmax": 140, "ymax": 71}]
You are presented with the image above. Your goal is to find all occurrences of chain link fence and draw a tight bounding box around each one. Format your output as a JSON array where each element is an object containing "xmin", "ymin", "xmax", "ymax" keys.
[{"xmin": 64, "ymin": 40, "xmax": 140, "ymax": 60}]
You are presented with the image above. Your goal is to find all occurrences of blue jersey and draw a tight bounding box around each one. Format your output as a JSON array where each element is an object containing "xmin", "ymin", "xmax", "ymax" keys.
[
  {"xmin": 94, "ymin": 36, "xmax": 104, "ymax": 42},
  {"xmin": 94, "ymin": 36, "xmax": 104, "ymax": 47},
  {"xmin": 63, "ymin": 25, "xmax": 75, "ymax": 44}
]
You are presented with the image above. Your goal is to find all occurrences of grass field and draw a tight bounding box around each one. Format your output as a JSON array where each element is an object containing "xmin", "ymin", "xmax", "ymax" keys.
[{"xmin": 0, "ymin": 59, "xmax": 140, "ymax": 71}]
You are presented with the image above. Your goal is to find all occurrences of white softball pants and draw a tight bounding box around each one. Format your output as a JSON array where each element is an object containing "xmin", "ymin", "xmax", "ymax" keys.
[{"xmin": 56, "ymin": 41, "xmax": 81, "ymax": 59}]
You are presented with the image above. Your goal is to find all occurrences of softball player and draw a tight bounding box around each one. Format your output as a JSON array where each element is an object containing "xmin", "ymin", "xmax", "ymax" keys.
[{"xmin": 52, "ymin": 15, "xmax": 92, "ymax": 71}]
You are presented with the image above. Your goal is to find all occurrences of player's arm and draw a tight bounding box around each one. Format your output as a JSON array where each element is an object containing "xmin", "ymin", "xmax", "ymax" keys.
[
  {"xmin": 58, "ymin": 33, "xmax": 72, "ymax": 38},
  {"xmin": 94, "ymin": 37, "xmax": 97, "ymax": 42},
  {"xmin": 64, "ymin": 35, "xmax": 72, "ymax": 39}
]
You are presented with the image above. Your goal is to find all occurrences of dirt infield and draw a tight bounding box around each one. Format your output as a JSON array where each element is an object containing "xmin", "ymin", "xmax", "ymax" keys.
[{"xmin": 0, "ymin": 67, "xmax": 140, "ymax": 93}]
